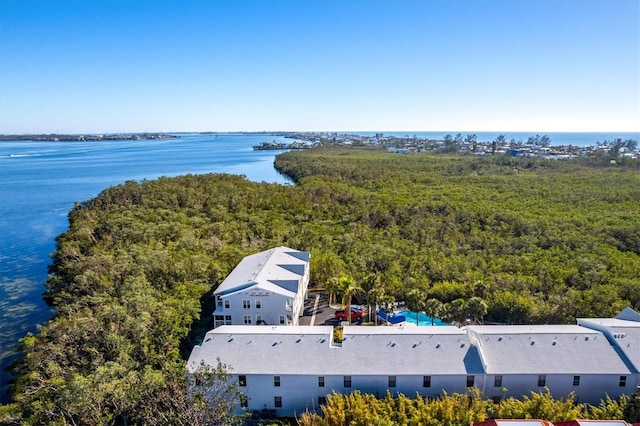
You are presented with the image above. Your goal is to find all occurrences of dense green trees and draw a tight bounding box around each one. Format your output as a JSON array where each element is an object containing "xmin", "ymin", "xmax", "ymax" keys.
[
  {"xmin": 3, "ymin": 148, "xmax": 639, "ymax": 423},
  {"xmin": 297, "ymin": 388, "xmax": 631, "ymax": 426}
]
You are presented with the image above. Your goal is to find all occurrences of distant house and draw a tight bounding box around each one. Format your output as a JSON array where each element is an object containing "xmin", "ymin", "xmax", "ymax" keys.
[
  {"xmin": 465, "ymin": 325, "xmax": 635, "ymax": 404},
  {"xmin": 212, "ymin": 246, "xmax": 310, "ymax": 328}
]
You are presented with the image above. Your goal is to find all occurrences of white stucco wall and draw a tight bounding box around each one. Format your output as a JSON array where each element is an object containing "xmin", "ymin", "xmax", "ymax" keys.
[
  {"xmin": 216, "ymin": 291, "xmax": 292, "ymax": 326},
  {"xmin": 235, "ymin": 373, "xmax": 486, "ymax": 417},
  {"xmin": 482, "ymin": 374, "xmax": 634, "ymax": 404}
]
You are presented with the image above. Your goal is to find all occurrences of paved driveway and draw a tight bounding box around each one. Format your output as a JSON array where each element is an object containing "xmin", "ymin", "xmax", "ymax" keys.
[{"xmin": 299, "ymin": 291, "xmax": 342, "ymax": 326}]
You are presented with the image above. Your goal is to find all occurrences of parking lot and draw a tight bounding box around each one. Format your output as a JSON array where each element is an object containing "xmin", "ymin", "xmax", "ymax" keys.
[{"xmin": 299, "ymin": 291, "xmax": 365, "ymax": 326}]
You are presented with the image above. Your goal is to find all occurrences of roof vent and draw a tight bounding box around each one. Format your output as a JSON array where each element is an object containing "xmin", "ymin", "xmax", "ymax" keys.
[
  {"xmin": 552, "ymin": 341, "xmax": 557, "ymax": 346},
  {"xmin": 436, "ymin": 343, "xmax": 441, "ymax": 348},
  {"xmin": 585, "ymin": 336, "xmax": 589, "ymax": 341},
  {"xmin": 530, "ymin": 340, "xmax": 535, "ymax": 345},
  {"xmin": 227, "ymin": 337, "xmax": 234, "ymax": 343},
  {"xmin": 460, "ymin": 343, "xmax": 466, "ymax": 348},
  {"xmin": 296, "ymin": 338, "xmax": 302, "ymax": 343},
  {"xmin": 498, "ymin": 336, "xmax": 503, "ymax": 341}
]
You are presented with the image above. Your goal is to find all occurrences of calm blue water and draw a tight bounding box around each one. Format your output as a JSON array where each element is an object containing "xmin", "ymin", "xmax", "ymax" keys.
[
  {"xmin": 396, "ymin": 311, "xmax": 447, "ymax": 326},
  {"xmin": 349, "ymin": 131, "xmax": 640, "ymax": 147},
  {"xmin": 0, "ymin": 134, "xmax": 291, "ymax": 402}
]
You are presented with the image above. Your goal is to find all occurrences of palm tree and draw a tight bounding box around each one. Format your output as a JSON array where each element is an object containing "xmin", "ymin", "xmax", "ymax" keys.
[
  {"xmin": 405, "ymin": 288, "xmax": 427, "ymax": 326},
  {"xmin": 467, "ymin": 296, "xmax": 488, "ymax": 325},
  {"xmin": 338, "ymin": 275, "xmax": 362, "ymax": 323},
  {"xmin": 365, "ymin": 276, "xmax": 385, "ymax": 325},
  {"xmin": 424, "ymin": 298, "xmax": 444, "ymax": 326},
  {"xmin": 325, "ymin": 276, "xmax": 340, "ymax": 306},
  {"xmin": 381, "ymin": 295, "xmax": 395, "ymax": 326},
  {"xmin": 448, "ymin": 298, "xmax": 468, "ymax": 326}
]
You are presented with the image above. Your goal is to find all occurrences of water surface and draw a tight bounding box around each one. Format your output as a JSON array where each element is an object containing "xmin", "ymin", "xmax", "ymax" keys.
[{"xmin": 0, "ymin": 134, "xmax": 291, "ymax": 402}]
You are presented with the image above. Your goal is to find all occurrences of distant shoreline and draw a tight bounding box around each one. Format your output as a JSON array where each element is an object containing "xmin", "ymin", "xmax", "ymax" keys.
[{"xmin": 0, "ymin": 133, "xmax": 178, "ymax": 142}]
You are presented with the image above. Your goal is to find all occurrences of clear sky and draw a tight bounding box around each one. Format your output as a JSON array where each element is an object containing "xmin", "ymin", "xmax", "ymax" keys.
[{"xmin": 1, "ymin": 0, "xmax": 638, "ymax": 134}]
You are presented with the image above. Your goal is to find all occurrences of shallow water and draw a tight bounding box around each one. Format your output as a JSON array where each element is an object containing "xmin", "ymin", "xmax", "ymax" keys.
[{"xmin": 0, "ymin": 133, "xmax": 291, "ymax": 402}]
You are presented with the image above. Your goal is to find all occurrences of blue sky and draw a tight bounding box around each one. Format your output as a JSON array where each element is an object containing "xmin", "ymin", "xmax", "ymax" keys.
[{"xmin": 1, "ymin": 0, "xmax": 638, "ymax": 133}]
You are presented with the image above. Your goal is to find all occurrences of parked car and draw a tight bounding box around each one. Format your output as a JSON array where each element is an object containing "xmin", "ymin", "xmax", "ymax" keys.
[{"xmin": 335, "ymin": 307, "xmax": 364, "ymax": 320}]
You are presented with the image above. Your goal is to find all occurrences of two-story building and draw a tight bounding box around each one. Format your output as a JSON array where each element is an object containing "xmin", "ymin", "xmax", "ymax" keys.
[
  {"xmin": 212, "ymin": 247, "xmax": 310, "ymax": 328},
  {"xmin": 466, "ymin": 325, "xmax": 636, "ymax": 404},
  {"xmin": 188, "ymin": 325, "xmax": 485, "ymax": 416}
]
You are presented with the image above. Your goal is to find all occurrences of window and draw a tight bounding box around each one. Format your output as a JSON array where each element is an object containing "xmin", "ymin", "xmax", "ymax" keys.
[
  {"xmin": 344, "ymin": 376, "xmax": 352, "ymax": 388},
  {"xmin": 239, "ymin": 375, "xmax": 246, "ymax": 387},
  {"xmin": 279, "ymin": 315, "xmax": 286, "ymax": 325},
  {"xmin": 256, "ymin": 315, "xmax": 263, "ymax": 324},
  {"xmin": 274, "ymin": 396, "xmax": 282, "ymax": 408},
  {"xmin": 243, "ymin": 299, "xmax": 251, "ymax": 309},
  {"xmin": 224, "ymin": 315, "xmax": 231, "ymax": 324},
  {"xmin": 243, "ymin": 315, "xmax": 252, "ymax": 325},
  {"xmin": 224, "ymin": 300, "xmax": 230, "ymax": 309},
  {"xmin": 217, "ymin": 296, "xmax": 223, "ymax": 307},
  {"xmin": 318, "ymin": 376, "xmax": 325, "ymax": 387},
  {"xmin": 274, "ymin": 376, "xmax": 280, "ymax": 387},
  {"xmin": 466, "ymin": 375, "xmax": 475, "ymax": 387},
  {"xmin": 214, "ymin": 314, "xmax": 224, "ymax": 328},
  {"xmin": 538, "ymin": 375, "xmax": 546, "ymax": 387},
  {"xmin": 423, "ymin": 376, "xmax": 431, "ymax": 388},
  {"xmin": 573, "ymin": 375, "xmax": 580, "ymax": 386},
  {"xmin": 256, "ymin": 299, "xmax": 262, "ymax": 309},
  {"xmin": 318, "ymin": 396, "xmax": 327, "ymax": 406},
  {"xmin": 620, "ymin": 375, "xmax": 627, "ymax": 387},
  {"xmin": 240, "ymin": 395, "xmax": 248, "ymax": 408},
  {"xmin": 388, "ymin": 376, "xmax": 396, "ymax": 388},
  {"xmin": 494, "ymin": 375, "xmax": 503, "ymax": 387}
]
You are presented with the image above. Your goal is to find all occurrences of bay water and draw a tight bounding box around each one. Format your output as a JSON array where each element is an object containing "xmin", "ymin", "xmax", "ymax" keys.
[{"xmin": 0, "ymin": 134, "xmax": 291, "ymax": 402}]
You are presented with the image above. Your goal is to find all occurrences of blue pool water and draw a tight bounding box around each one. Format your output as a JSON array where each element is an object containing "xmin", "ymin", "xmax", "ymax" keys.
[{"xmin": 396, "ymin": 311, "xmax": 448, "ymax": 326}]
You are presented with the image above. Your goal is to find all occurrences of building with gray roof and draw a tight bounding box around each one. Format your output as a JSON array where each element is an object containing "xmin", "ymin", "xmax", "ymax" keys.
[
  {"xmin": 212, "ymin": 246, "xmax": 310, "ymax": 328},
  {"xmin": 577, "ymin": 312, "xmax": 640, "ymax": 388},
  {"xmin": 466, "ymin": 325, "xmax": 635, "ymax": 404},
  {"xmin": 188, "ymin": 324, "xmax": 484, "ymax": 416}
]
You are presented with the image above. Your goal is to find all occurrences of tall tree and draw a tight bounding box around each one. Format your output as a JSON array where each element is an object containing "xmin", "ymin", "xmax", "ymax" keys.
[
  {"xmin": 338, "ymin": 275, "xmax": 362, "ymax": 323},
  {"xmin": 467, "ymin": 297, "xmax": 488, "ymax": 325},
  {"xmin": 424, "ymin": 298, "xmax": 445, "ymax": 326},
  {"xmin": 405, "ymin": 288, "xmax": 427, "ymax": 326}
]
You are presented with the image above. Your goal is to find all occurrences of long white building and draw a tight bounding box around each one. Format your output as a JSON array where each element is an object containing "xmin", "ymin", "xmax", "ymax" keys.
[
  {"xmin": 466, "ymin": 325, "xmax": 636, "ymax": 404},
  {"xmin": 212, "ymin": 247, "xmax": 310, "ymax": 328},
  {"xmin": 188, "ymin": 310, "xmax": 640, "ymax": 417}
]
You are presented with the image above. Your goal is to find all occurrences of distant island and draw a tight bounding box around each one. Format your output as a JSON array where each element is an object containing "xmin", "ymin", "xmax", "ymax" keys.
[
  {"xmin": 252, "ymin": 139, "xmax": 311, "ymax": 150},
  {"xmin": 0, "ymin": 133, "xmax": 177, "ymax": 142}
]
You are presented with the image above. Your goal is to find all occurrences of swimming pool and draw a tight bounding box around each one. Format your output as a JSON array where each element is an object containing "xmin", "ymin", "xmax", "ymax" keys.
[{"xmin": 396, "ymin": 311, "xmax": 448, "ymax": 326}]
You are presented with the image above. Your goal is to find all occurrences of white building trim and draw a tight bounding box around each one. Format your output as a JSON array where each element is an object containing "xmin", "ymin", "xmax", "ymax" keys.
[{"xmin": 212, "ymin": 247, "xmax": 310, "ymax": 327}]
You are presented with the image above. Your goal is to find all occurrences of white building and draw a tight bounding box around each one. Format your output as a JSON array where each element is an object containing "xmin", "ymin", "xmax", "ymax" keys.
[
  {"xmin": 212, "ymin": 247, "xmax": 310, "ymax": 328},
  {"xmin": 190, "ymin": 308, "xmax": 640, "ymax": 417},
  {"xmin": 577, "ymin": 309, "xmax": 640, "ymax": 388},
  {"xmin": 466, "ymin": 325, "xmax": 636, "ymax": 404},
  {"xmin": 188, "ymin": 325, "xmax": 483, "ymax": 417}
]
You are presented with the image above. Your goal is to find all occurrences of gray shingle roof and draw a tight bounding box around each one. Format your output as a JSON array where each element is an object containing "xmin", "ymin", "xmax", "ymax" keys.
[
  {"xmin": 466, "ymin": 325, "xmax": 632, "ymax": 375},
  {"xmin": 214, "ymin": 246, "xmax": 309, "ymax": 296},
  {"xmin": 188, "ymin": 325, "xmax": 483, "ymax": 375},
  {"xmin": 577, "ymin": 317, "xmax": 640, "ymax": 373}
]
